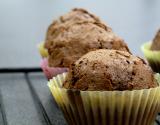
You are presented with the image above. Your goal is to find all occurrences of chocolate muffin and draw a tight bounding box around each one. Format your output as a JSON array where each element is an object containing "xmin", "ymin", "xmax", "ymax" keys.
[
  {"xmin": 141, "ymin": 29, "xmax": 160, "ymax": 73},
  {"xmin": 45, "ymin": 8, "xmax": 130, "ymax": 67},
  {"xmin": 45, "ymin": 8, "xmax": 111, "ymax": 49},
  {"xmin": 63, "ymin": 49, "xmax": 157, "ymax": 90},
  {"xmin": 151, "ymin": 29, "xmax": 160, "ymax": 51}
]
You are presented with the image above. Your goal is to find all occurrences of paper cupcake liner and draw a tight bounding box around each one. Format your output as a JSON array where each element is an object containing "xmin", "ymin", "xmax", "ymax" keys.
[
  {"xmin": 37, "ymin": 42, "xmax": 48, "ymax": 58},
  {"xmin": 38, "ymin": 42, "xmax": 68, "ymax": 79},
  {"xmin": 141, "ymin": 42, "xmax": 160, "ymax": 73},
  {"xmin": 40, "ymin": 58, "xmax": 68, "ymax": 79},
  {"xmin": 48, "ymin": 73, "xmax": 160, "ymax": 125}
]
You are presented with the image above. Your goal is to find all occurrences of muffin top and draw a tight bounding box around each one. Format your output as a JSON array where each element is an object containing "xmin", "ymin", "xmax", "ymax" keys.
[
  {"xmin": 63, "ymin": 49, "xmax": 157, "ymax": 91},
  {"xmin": 151, "ymin": 29, "xmax": 160, "ymax": 51},
  {"xmin": 44, "ymin": 8, "xmax": 130, "ymax": 67}
]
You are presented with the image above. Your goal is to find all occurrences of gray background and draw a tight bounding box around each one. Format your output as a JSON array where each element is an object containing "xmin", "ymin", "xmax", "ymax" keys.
[{"xmin": 0, "ymin": 0, "xmax": 160, "ymax": 68}]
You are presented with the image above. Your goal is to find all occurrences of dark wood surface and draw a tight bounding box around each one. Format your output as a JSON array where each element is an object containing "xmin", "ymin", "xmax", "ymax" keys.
[
  {"xmin": 0, "ymin": 72, "xmax": 160, "ymax": 125},
  {"xmin": 0, "ymin": 72, "xmax": 67, "ymax": 125}
]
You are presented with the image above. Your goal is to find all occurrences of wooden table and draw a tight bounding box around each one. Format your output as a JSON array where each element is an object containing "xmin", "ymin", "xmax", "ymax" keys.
[{"xmin": 0, "ymin": 69, "xmax": 67, "ymax": 125}]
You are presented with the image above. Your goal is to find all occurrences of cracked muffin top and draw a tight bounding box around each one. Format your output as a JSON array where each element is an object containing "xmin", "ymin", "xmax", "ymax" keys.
[
  {"xmin": 151, "ymin": 29, "xmax": 160, "ymax": 51},
  {"xmin": 45, "ymin": 8, "xmax": 130, "ymax": 67},
  {"xmin": 63, "ymin": 49, "xmax": 157, "ymax": 91}
]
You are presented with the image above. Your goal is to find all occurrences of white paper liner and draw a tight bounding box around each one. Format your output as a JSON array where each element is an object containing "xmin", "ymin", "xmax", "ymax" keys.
[{"xmin": 48, "ymin": 73, "xmax": 160, "ymax": 125}]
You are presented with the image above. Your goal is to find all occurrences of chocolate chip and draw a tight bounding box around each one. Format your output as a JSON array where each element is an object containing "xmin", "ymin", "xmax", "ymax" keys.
[
  {"xmin": 137, "ymin": 57, "xmax": 147, "ymax": 64},
  {"xmin": 133, "ymin": 61, "xmax": 138, "ymax": 65},
  {"xmin": 126, "ymin": 60, "xmax": 130, "ymax": 64},
  {"xmin": 132, "ymin": 71, "xmax": 136, "ymax": 76},
  {"xmin": 79, "ymin": 60, "xmax": 83, "ymax": 64},
  {"xmin": 140, "ymin": 77, "xmax": 144, "ymax": 81}
]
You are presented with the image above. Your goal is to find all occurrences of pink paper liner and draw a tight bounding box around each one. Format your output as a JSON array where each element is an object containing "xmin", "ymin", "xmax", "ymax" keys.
[{"xmin": 40, "ymin": 58, "xmax": 68, "ymax": 79}]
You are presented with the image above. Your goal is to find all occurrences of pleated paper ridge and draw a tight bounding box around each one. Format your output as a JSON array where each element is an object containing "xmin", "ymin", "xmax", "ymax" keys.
[{"xmin": 48, "ymin": 73, "xmax": 160, "ymax": 125}]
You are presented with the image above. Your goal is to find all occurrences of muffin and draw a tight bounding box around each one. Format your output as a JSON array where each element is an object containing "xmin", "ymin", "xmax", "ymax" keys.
[
  {"xmin": 141, "ymin": 29, "xmax": 160, "ymax": 73},
  {"xmin": 64, "ymin": 49, "xmax": 157, "ymax": 90},
  {"xmin": 38, "ymin": 8, "xmax": 130, "ymax": 79},
  {"xmin": 48, "ymin": 49, "xmax": 160, "ymax": 125},
  {"xmin": 151, "ymin": 29, "xmax": 160, "ymax": 51}
]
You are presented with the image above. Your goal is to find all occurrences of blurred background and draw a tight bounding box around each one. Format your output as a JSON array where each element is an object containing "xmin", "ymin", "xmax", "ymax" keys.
[{"xmin": 0, "ymin": 0, "xmax": 160, "ymax": 68}]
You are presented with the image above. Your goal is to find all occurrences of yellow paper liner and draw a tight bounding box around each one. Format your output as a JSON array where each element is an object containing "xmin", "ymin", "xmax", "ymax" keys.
[
  {"xmin": 141, "ymin": 42, "xmax": 160, "ymax": 72},
  {"xmin": 37, "ymin": 42, "xmax": 48, "ymax": 58},
  {"xmin": 48, "ymin": 73, "xmax": 160, "ymax": 125}
]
